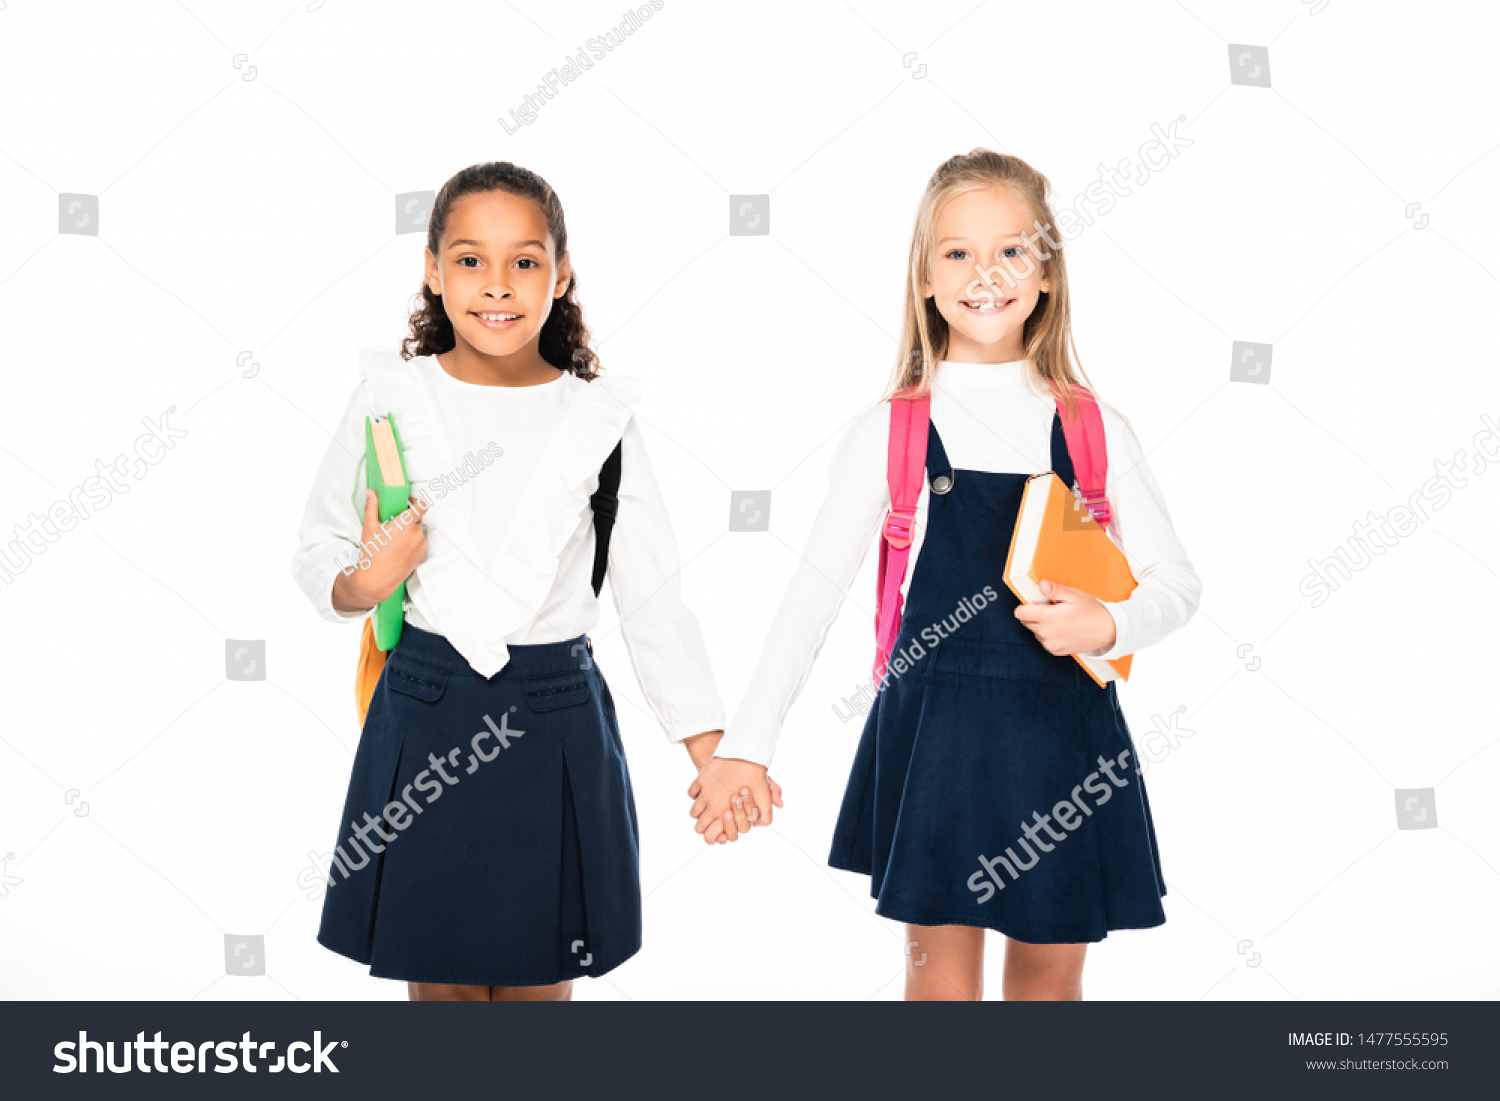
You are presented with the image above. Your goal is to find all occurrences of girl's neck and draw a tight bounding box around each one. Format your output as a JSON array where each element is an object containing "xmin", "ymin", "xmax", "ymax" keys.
[
  {"xmin": 437, "ymin": 343, "xmax": 562, "ymax": 388},
  {"xmin": 942, "ymin": 333, "xmax": 1027, "ymax": 365}
]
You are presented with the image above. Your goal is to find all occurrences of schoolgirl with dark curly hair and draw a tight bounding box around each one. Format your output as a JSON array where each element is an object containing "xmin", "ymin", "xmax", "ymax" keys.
[{"xmin": 291, "ymin": 161, "xmax": 778, "ymax": 1001}]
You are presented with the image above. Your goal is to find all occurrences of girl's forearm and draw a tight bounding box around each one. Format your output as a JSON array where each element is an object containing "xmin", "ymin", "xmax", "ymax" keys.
[
  {"xmin": 682, "ymin": 730, "xmax": 723, "ymax": 770},
  {"xmin": 332, "ymin": 568, "xmax": 377, "ymax": 615}
]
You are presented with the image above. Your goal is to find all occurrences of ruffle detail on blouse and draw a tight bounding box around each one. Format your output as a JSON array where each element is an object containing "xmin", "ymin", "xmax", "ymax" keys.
[{"xmin": 357, "ymin": 347, "xmax": 640, "ymax": 678}]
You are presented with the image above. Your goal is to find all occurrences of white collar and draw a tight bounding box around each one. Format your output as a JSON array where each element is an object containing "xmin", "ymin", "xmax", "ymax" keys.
[{"xmin": 933, "ymin": 359, "xmax": 1031, "ymax": 389}]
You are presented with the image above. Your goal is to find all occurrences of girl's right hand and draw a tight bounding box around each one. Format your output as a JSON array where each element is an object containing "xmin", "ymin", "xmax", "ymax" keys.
[{"xmin": 332, "ymin": 489, "xmax": 431, "ymax": 613}]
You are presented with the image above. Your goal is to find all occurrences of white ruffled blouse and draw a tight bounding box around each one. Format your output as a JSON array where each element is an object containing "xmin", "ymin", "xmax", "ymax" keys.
[{"xmin": 291, "ymin": 349, "xmax": 725, "ymax": 745}]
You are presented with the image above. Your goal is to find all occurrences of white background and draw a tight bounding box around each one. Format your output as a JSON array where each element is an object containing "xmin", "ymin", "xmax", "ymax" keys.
[{"xmin": 1, "ymin": 0, "xmax": 1496, "ymax": 1001}]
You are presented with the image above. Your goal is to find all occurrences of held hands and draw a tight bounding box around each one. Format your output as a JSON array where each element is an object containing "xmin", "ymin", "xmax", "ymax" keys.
[
  {"xmin": 1013, "ymin": 579, "xmax": 1117, "ymax": 656},
  {"xmin": 332, "ymin": 489, "xmax": 431, "ymax": 614},
  {"xmin": 682, "ymin": 731, "xmax": 783, "ymax": 845}
]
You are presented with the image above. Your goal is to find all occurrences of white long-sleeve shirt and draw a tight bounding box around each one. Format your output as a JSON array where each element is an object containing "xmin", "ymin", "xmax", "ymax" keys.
[
  {"xmin": 713, "ymin": 359, "xmax": 1202, "ymax": 767},
  {"xmin": 291, "ymin": 349, "xmax": 725, "ymax": 745}
]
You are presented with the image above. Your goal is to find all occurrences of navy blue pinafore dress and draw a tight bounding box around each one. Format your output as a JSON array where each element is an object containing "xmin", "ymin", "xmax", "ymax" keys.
[
  {"xmin": 828, "ymin": 413, "xmax": 1167, "ymax": 943},
  {"xmin": 317, "ymin": 624, "xmax": 641, "ymax": 986}
]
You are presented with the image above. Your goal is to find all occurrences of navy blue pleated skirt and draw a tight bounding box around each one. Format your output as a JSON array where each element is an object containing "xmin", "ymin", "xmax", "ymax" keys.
[
  {"xmin": 827, "ymin": 622, "xmax": 1168, "ymax": 944},
  {"xmin": 317, "ymin": 624, "xmax": 641, "ymax": 986},
  {"xmin": 827, "ymin": 414, "xmax": 1167, "ymax": 944}
]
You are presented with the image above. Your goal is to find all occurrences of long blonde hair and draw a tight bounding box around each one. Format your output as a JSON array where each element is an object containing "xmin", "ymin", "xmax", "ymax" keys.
[{"xmin": 884, "ymin": 148, "xmax": 1098, "ymax": 423}]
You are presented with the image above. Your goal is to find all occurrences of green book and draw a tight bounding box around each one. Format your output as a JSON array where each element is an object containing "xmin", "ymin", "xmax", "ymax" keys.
[{"xmin": 364, "ymin": 413, "xmax": 412, "ymax": 651}]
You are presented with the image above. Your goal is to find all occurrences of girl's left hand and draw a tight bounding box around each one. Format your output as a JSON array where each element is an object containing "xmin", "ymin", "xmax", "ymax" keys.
[
  {"xmin": 1013, "ymin": 579, "xmax": 1117, "ymax": 656},
  {"xmin": 688, "ymin": 758, "xmax": 783, "ymax": 843}
]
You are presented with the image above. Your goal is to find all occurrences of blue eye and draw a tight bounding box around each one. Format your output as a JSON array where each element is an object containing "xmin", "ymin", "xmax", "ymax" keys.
[
  {"xmin": 946, "ymin": 249, "xmax": 969, "ymax": 260},
  {"xmin": 1002, "ymin": 246, "xmax": 1024, "ymax": 259}
]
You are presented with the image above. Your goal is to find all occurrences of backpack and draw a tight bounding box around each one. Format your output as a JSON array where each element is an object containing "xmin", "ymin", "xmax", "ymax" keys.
[
  {"xmin": 354, "ymin": 439, "xmax": 623, "ymax": 726},
  {"xmin": 871, "ymin": 382, "xmax": 1111, "ymax": 682}
]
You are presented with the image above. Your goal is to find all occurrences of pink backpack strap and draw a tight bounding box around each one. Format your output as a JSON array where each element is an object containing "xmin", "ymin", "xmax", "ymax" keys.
[
  {"xmin": 873, "ymin": 388, "xmax": 930, "ymax": 682},
  {"xmin": 1051, "ymin": 384, "xmax": 1112, "ymax": 527}
]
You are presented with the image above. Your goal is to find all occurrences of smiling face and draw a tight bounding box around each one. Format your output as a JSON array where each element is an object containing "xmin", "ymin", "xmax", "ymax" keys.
[
  {"xmin": 923, "ymin": 183, "xmax": 1051, "ymax": 364},
  {"xmin": 424, "ymin": 189, "xmax": 572, "ymax": 365}
]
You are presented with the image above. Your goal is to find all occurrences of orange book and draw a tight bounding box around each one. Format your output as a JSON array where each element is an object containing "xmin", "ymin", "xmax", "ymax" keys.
[{"xmin": 1003, "ymin": 472, "xmax": 1136, "ymax": 687}]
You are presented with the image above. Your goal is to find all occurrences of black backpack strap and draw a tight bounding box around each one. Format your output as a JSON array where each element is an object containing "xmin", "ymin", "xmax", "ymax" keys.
[{"xmin": 589, "ymin": 439, "xmax": 623, "ymax": 597}]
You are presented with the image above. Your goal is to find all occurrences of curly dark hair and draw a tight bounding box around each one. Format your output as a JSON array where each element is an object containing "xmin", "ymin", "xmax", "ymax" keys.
[{"xmin": 400, "ymin": 161, "xmax": 601, "ymax": 380}]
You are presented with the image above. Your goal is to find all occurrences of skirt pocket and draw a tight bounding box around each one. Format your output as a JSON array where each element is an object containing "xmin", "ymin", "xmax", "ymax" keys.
[
  {"xmin": 523, "ymin": 670, "xmax": 591, "ymax": 712},
  {"xmin": 385, "ymin": 655, "xmax": 450, "ymax": 704}
]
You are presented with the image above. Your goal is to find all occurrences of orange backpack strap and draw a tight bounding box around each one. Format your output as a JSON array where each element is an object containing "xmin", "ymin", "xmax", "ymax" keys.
[{"xmin": 355, "ymin": 617, "xmax": 387, "ymax": 727}]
